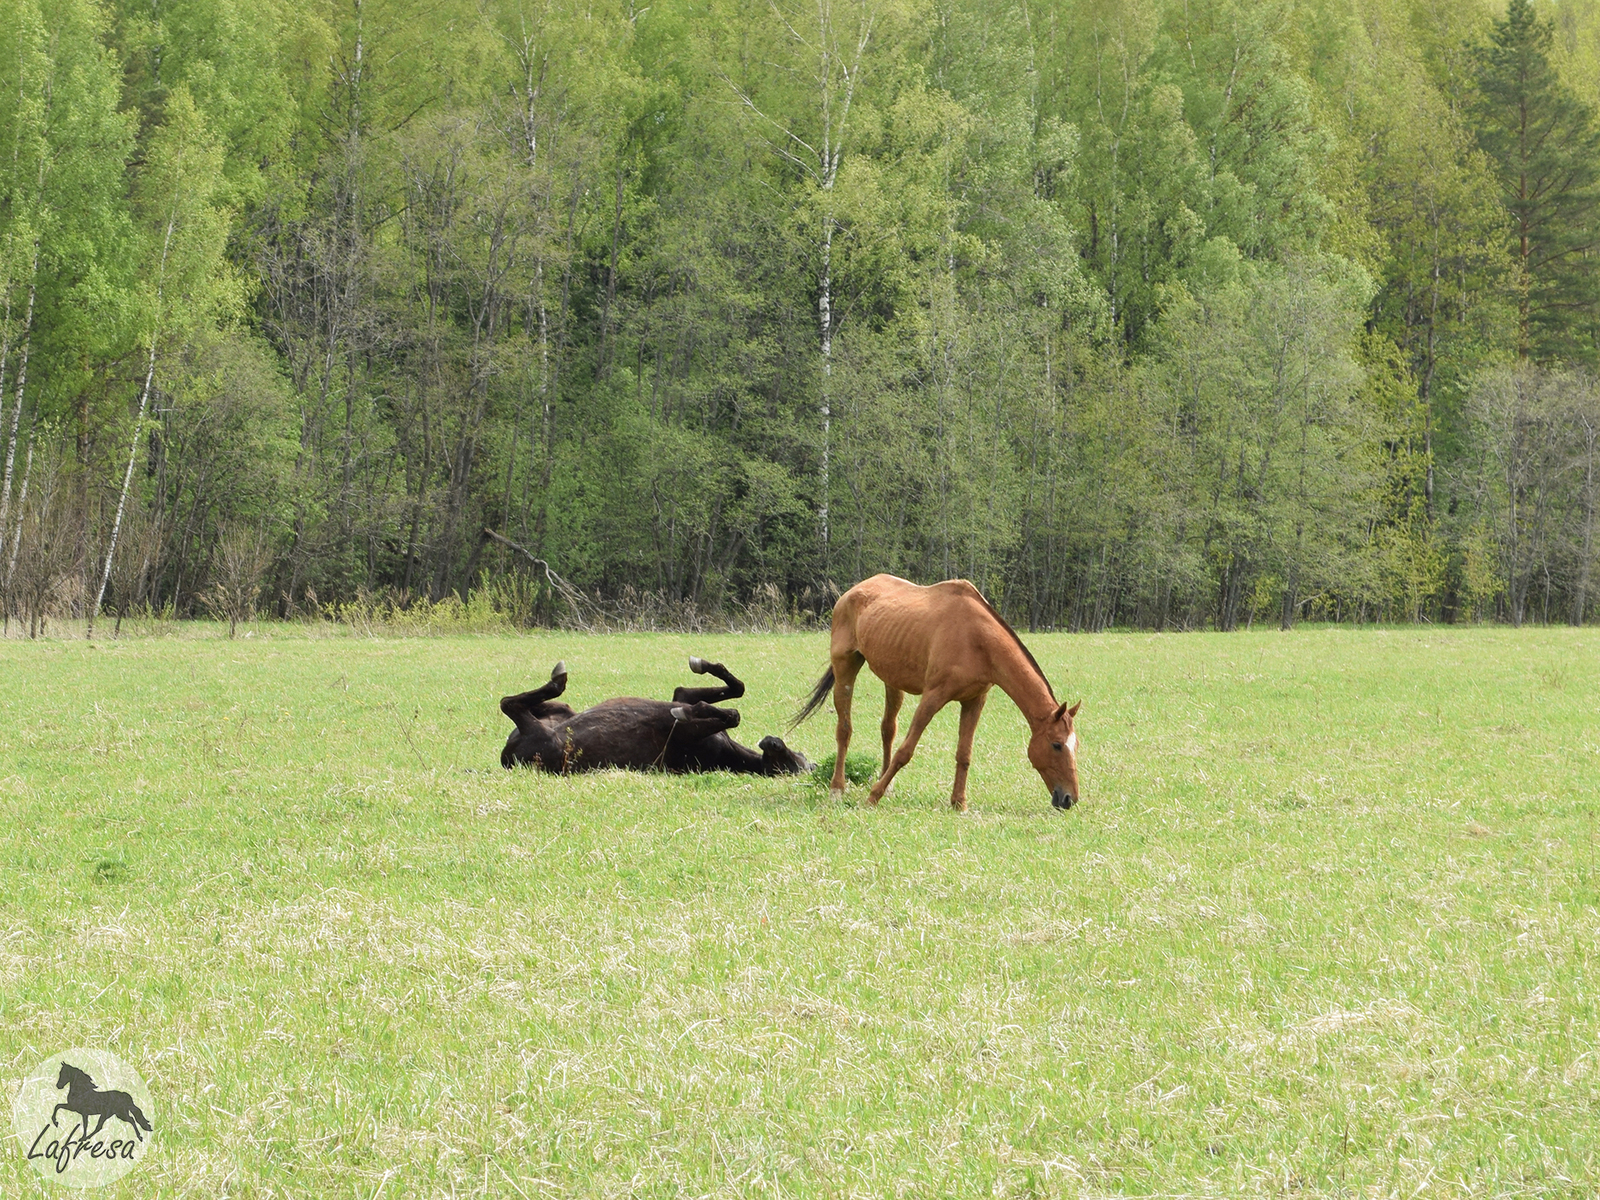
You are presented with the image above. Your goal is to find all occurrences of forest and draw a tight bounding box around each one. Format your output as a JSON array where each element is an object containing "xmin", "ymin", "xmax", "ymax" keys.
[{"xmin": 2, "ymin": 0, "xmax": 1599, "ymax": 632}]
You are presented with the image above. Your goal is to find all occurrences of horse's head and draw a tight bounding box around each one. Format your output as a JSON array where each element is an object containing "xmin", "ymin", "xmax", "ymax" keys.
[
  {"xmin": 56, "ymin": 1062, "xmax": 92, "ymax": 1091},
  {"xmin": 1028, "ymin": 700, "xmax": 1081, "ymax": 810},
  {"xmin": 758, "ymin": 735, "xmax": 813, "ymax": 775}
]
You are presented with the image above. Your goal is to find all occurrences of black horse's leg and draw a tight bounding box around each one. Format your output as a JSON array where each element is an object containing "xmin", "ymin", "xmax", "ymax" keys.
[
  {"xmin": 500, "ymin": 661, "xmax": 571, "ymax": 734},
  {"xmin": 87, "ymin": 1113, "xmax": 111, "ymax": 1140},
  {"xmin": 51, "ymin": 1103, "xmax": 66, "ymax": 1126},
  {"xmin": 667, "ymin": 700, "xmax": 741, "ymax": 739},
  {"xmin": 671, "ymin": 657, "xmax": 746, "ymax": 705}
]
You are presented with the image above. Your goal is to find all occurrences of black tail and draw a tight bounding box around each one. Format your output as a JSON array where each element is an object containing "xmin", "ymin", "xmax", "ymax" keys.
[{"xmin": 791, "ymin": 666, "xmax": 835, "ymax": 729}]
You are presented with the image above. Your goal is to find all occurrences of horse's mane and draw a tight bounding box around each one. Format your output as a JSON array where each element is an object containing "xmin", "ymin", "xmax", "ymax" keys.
[{"xmin": 970, "ymin": 587, "xmax": 1055, "ymax": 703}]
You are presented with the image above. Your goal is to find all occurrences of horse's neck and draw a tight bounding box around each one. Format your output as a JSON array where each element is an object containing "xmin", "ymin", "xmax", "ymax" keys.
[{"xmin": 984, "ymin": 626, "xmax": 1055, "ymax": 728}]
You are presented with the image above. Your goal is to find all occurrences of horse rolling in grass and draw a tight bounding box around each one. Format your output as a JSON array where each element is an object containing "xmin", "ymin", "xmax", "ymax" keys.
[
  {"xmin": 52, "ymin": 1063, "xmax": 152, "ymax": 1143},
  {"xmin": 795, "ymin": 574, "xmax": 1081, "ymax": 812},
  {"xmin": 501, "ymin": 656, "xmax": 812, "ymax": 776}
]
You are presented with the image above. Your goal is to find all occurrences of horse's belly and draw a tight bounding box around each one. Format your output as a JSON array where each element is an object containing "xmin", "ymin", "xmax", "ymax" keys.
[
  {"xmin": 855, "ymin": 608, "xmax": 932, "ymax": 694},
  {"xmin": 563, "ymin": 702, "xmax": 674, "ymax": 771},
  {"xmin": 867, "ymin": 659, "xmax": 924, "ymax": 694}
]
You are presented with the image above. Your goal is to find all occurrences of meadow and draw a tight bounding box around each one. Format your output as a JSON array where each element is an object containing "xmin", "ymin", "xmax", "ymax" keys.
[{"xmin": 0, "ymin": 624, "xmax": 1597, "ymax": 1198}]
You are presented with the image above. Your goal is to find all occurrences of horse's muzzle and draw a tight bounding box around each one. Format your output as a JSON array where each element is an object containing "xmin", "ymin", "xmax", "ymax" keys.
[{"xmin": 1051, "ymin": 788, "xmax": 1076, "ymax": 810}]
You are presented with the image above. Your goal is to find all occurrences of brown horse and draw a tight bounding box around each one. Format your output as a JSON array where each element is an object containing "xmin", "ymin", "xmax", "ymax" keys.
[{"xmin": 794, "ymin": 574, "xmax": 1080, "ymax": 811}]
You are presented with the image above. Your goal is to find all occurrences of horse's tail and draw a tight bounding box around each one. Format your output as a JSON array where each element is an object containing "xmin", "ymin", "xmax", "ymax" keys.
[
  {"xmin": 791, "ymin": 666, "xmax": 834, "ymax": 730},
  {"xmin": 129, "ymin": 1102, "xmax": 152, "ymax": 1133}
]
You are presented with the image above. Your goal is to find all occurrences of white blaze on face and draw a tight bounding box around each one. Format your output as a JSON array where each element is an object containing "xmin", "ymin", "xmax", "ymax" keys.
[{"xmin": 1065, "ymin": 729, "xmax": 1077, "ymax": 756}]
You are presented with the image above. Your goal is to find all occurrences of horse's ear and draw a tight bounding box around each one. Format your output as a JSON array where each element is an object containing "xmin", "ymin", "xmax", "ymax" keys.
[
  {"xmin": 1052, "ymin": 701, "xmax": 1069, "ymax": 721},
  {"xmin": 1067, "ymin": 700, "xmax": 1081, "ymax": 719}
]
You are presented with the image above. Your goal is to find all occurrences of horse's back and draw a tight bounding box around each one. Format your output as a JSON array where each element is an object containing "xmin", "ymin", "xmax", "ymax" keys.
[
  {"xmin": 839, "ymin": 574, "xmax": 987, "ymax": 631},
  {"xmin": 837, "ymin": 575, "xmax": 993, "ymax": 692}
]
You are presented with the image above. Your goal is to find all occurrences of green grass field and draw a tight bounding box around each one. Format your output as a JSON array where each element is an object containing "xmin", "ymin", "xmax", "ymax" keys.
[{"xmin": 1, "ymin": 625, "xmax": 1597, "ymax": 1197}]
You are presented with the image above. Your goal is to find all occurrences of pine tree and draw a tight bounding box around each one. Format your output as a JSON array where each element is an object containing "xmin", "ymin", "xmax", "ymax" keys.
[{"xmin": 1473, "ymin": 0, "xmax": 1600, "ymax": 365}]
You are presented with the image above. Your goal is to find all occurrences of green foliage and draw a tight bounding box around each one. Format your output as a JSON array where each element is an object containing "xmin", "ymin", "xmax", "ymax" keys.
[{"xmin": 2, "ymin": 0, "xmax": 1600, "ymax": 631}]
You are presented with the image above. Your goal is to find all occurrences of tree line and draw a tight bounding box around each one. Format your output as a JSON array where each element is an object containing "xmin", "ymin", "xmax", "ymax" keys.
[{"xmin": 2, "ymin": 0, "xmax": 1599, "ymax": 633}]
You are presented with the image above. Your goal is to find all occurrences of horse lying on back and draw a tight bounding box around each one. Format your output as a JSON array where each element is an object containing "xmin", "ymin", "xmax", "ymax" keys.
[{"xmin": 501, "ymin": 657, "xmax": 812, "ymax": 776}]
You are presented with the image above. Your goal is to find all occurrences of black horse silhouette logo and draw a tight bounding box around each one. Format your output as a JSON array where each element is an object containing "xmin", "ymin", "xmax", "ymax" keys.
[{"xmin": 52, "ymin": 1062, "xmax": 153, "ymax": 1142}]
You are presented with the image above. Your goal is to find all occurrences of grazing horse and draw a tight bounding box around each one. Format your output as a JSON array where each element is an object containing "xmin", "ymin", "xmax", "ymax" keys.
[
  {"xmin": 501, "ymin": 657, "xmax": 812, "ymax": 776},
  {"xmin": 52, "ymin": 1063, "xmax": 152, "ymax": 1142},
  {"xmin": 794, "ymin": 574, "xmax": 1081, "ymax": 811}
]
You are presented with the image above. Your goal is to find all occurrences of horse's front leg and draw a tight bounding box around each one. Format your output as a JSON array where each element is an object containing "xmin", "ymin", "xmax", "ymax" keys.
[
  {"xmin": 51, "ymin": 1103, "xmax": 67, "ymax": 1126},
  {"xmin": 672, "ymin": 657, "xmax": 745, "ymax": 705},
  {"xmin": 667, "ymin": 701, "xmax": 740, "ymax": 741},
  {"xmin": 949, "ymin": 691, "xmax": 989, "ymax": 812},
  {"xmin": 86, "ymin": 1113, "xmax": 111, "ymax": 1140},
  {"xmin": 867, "ymin": 692, "xmax": 946, "ymax": 805}
]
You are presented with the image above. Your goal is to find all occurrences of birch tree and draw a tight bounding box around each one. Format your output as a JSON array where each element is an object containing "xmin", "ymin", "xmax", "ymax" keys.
[
  {"xmin": 90, "ymin": 88, "xmax": 235, "ymax": 635},
  {"xmin": 726, "ymin": 0, "xmax": 914, "ymax": 571}
]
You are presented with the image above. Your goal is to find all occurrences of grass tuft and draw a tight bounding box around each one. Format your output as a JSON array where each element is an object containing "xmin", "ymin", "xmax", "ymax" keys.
[{"xmin": 807, "ymin": 750, "xmax": 880, "ymax": 787}]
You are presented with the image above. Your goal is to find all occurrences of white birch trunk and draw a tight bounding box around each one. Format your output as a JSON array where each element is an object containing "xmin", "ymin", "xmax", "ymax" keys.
[
  {"xmin": 0, "ymin": 263, "xmax": 38, "ymax": 563},
  {"xmin": 4, "ymin": 419, "xmax": 34, "ymax": 592},
  {"xmin": 90, "ymin": 211, "xmax": 178, "ymax": 636}
]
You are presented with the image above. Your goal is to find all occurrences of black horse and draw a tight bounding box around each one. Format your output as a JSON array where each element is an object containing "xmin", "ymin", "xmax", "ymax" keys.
[
  {"xmin": 500, "ymin": 657, "xmax": 812, "ymax": 776},
  {"xmin": 52, "ymin": 1063, "xmax": 152, "ymax": 1142}
]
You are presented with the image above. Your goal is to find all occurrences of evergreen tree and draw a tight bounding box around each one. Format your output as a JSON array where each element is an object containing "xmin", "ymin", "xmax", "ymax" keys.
[{"xmin": 1473, "ymin": 0, "xmax": 1600, "ymax": 365}]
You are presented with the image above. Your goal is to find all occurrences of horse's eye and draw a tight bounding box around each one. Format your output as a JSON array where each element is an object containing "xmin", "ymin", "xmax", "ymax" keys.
[{"xmin": 1052, "ymin": 742, "xmax": 1063, "ymax": 751}]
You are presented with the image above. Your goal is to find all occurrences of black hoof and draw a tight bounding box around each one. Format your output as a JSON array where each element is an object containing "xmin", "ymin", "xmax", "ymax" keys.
[{"xmin": 688, "ymin": 656, "xmax": 709, "ymax": 674}]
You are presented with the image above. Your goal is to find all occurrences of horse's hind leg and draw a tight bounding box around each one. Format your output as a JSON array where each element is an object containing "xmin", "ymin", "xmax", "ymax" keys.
[
  {"xmin": 672, "ymin": 658, "xmax": 745, "ymax": 705},
  {"xmin": 880, "ymin": 687, "xmax": 904, "ymax": 777},
  {"xmin": 500, "ymin": 661, "xmax": 570, "ymax": 734},
  {"xmin": 828, "ymin": 652, "xmax": 865, "ymax": 798}
]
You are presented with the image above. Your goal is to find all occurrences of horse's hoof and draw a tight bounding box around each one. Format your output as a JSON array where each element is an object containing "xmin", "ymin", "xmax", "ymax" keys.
[
  {"xmin": 688, "ymin": 656, "xmax": 708, "ymax": 673},
  {"xmin": 551, "ymin": 660, "xmax": 567, "ymax": 679},
  {"xmin": 670, "ymin": 706, "xmax": 688, "ymax": 721},
  {"xmin": 828, "ymin": 787, "xmax": 845, "ymax": 802}
]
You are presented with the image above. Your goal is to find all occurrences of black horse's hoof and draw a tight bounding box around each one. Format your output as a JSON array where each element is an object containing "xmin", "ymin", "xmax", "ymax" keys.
[
  {"xmin": 551, "ymin": 660, "xmax": 567, "ymax": 679},
  {"xmin": 688, "ymin": 656, "xmax": 709, "ymax": 674}
]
